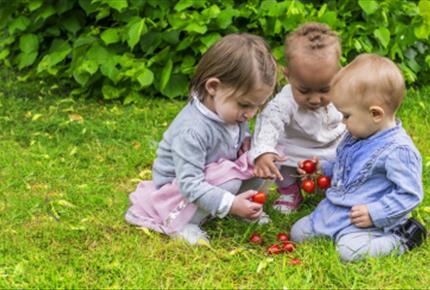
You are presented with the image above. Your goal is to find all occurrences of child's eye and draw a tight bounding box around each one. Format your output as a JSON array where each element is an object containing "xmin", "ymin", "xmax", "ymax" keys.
[
  {"xmin": 238, "ymin": 102, "xmax": 252, "ymax": 109},
  {"xmin": 343, "ymin": 114, "xmax": 350, "ymax": 120},
  {"xmin": 298, "ymin": 88, "xmax": 309, "ymax": 94},
  {"xmin": 320, "ymin": 88, "xmax": 330, "ymax": 93}
]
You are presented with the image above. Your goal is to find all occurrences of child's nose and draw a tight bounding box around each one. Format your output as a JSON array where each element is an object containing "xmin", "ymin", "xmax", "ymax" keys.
[{"xmin": 308, "ymin": 94, "xmax": 322, "ymax": 105}]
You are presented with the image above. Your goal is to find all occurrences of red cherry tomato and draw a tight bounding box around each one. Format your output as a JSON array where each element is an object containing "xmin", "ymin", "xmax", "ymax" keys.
[
  {"xmin": 301, "ymin": 160, "xmax": 316, "ymax": 174},
  {"xmin": 251, "ymin": 192, "xmax": 266, "ymax": 204},
  {"xmin": 267, "ymin": 244, "xmax": 282, "ymax": 255},
  {"xmin": 277, "ymin": 233, "xmax": 289, "ymax": 242},
  {"xmin": 249, "ymin": 233, "xmax": 263, "ymax": 244},
  {"xmin": 282, "ymin": 241, "xmax": 295, "ymax": 252},
  {"xmin": 289, "ymin": 258, "xmax": 301, "ymax": 265},
  {"xmin": 301, "ymin": 179, "xmax": 315, "ymax": 193},
  {"xmin": 317, "ymin": 175, "xmax": 331, "ymax": 189}
]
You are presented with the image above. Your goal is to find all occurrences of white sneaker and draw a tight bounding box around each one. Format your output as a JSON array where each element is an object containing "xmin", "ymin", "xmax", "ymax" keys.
[
  {"xmin": 172, "ymin": 224, "xmax": 210, "ymax": 245},
  {"xmin": 244, "ymin": 211, "xmax": 272, "ymax": 225}
]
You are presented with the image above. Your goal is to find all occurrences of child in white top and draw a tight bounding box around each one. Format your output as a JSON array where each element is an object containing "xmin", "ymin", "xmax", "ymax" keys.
[
  {"xmin": 126, "ymin": 33, "xmax": 277, "ymax": 245},
  {"xmin": 251, "ymin": 23, "xmax": 345, "ymax": 214}
]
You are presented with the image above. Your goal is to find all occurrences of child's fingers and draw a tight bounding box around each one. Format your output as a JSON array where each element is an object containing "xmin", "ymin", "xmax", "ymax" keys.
[
  {"xmin": 262, "ymin": 166, "xmax": 275, "ymax": 179},
  {"xmin": 270, "ymin": 164, "xmax": 283, "ymax": 181},
  {"xmin": 240, "ymin": 189, "xmax": 258, "ymax": 199},
  {"xmin": 274, "ymin": 155, "xmax": 288, "ymax": 163},
  {"xmin": 248, "ymin": 208, "xmax": 263, "ymax": 219}
]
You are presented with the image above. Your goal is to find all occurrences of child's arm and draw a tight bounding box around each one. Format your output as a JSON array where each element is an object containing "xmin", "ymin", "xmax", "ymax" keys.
[
  {"xmin": 171, "ymin": 129, "xmax": 261, "ymax": 219},
  {"xmin": 366, "ymin": 146, "xmax": 423, "ymax": 228},
  {"xmin": 251, "ymin": 97, "xmax": 290, "ymax": 162},
  {"xmin": 251, "ymin": 95, "xmax": 291, "ymax": 179}
]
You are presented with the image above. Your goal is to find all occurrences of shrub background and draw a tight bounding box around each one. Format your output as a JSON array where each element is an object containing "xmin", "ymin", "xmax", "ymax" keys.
[{"xmin": 1, "ymin": 0, "xmax": 429, "ymax": 102}]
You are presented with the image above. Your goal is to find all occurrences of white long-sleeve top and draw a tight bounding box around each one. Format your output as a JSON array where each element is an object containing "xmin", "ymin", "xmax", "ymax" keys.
[{"xmin": 250, "ymin": 84, "xmax": 346, "ymax": 167}]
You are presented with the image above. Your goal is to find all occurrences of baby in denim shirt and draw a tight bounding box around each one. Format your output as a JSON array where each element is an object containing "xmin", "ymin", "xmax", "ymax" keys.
[{"xmin": 291, "ymin": 53, "xmax": 427, "ymax": 262}]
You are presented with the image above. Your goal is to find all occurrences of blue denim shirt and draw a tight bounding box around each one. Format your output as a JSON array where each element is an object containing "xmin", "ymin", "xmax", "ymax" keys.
[{"xmin": 311, "ymin": 121, "xmax": 423, "ymax": 240}]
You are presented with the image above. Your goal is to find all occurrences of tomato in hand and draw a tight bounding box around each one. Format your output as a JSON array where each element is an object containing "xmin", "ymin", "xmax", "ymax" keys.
[
  {"xmin": 282, "ymin": 241, "xmax": 295, "ymax": 252},
  {"xmin": 249, "ymin": 233, "xmax": 263, "ymax": 244},
  {"xmin": 277, "ymin": 233, "xmax": 289, "ymax": 242},
  {"xmin": 301, "ymin": 179, "xmax": 315, "ymax": 193},
  {"xmin": 267, "ymin": 244, "xmax": 282, "ymax": 255},
  {"xmin": 317, "ymin": 175, "xmax": 331, "ymax": 189},
  {"xmin": 251, "ymin": 191, "xmax": 266, "ymax": 204},
  {"xmin": 301, "ymin": 159, "xmax": 316, "ymax": 174}
]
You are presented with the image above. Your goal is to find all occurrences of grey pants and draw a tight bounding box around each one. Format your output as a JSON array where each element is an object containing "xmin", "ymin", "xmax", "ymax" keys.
[
  {"xmin": 291, "ymin": 215, "xmax": 406, "ymax": 262},
  {"xmin": 190, "ymin": 177, "xmax": 263, "ymax": 225}
]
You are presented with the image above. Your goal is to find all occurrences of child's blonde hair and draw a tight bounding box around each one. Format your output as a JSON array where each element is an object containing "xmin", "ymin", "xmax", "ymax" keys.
[
  {"xmin": 331, "ymin": 53, "xmax": 405, "ymax": 113},
  {"xmin": 190, "ymin": 33, "xmax": 277, "ymax": 101},
  {"xmin": 284, "ymin": 22, "xmax": 341, "ymax": 65}
]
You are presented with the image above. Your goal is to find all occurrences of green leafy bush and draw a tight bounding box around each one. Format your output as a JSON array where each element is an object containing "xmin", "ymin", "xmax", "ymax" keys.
[{"xmin": 1, "ymin": 0, "xmax": 429, "ymax": 101}]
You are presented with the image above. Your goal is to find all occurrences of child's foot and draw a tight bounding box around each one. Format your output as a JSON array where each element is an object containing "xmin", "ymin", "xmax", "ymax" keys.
[
  {"xmin": 393, "ymin": 218, "xmax": 428, "ymax": 250},
  {"xmin": 172, "ymin": 224, "xmax": 210, "ymax": 245},
  {"xmin": 273, "ymin": 184, "xmax": 303, "ymax": 214}
]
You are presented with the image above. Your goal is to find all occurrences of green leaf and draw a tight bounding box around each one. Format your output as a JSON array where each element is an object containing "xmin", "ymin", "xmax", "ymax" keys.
[
  {"xmin": 8, "ymin": 16, "xmax": 31, "ymax": 34},
  {"xmin": 174, "ymin": 0, "xmax": 196, "ymax": 12},
  {"xmin": 414, "ymin": 24, "xmax": 430, "ymax": 39},
  {"xmin": 216, "ymin": 7, "xmax": 239, "ymax": 29},
  {"xmin": 73, "ymin": 71, "xmax": 91, "ymax": 86},
  {"xmin": 358, "ymin": 0, "xmax": 379, "ymax": 15},
  {"xmin": 87, "ymin": 43, "xmax": 110, "ymax": 64},
  {"xmin": 177, "ymin": 35, "xmax": 194, "ymax": 51},
  {"xmin": 127, "ymin": 17, "xmax": 147, "ymax": 50},
  {"xmin": 160, "ymin": 59, "xmax": 173, "ymax": 91},
  {"xmin": 137, "ymin": 68, "xmax": 154, "ymax": 88},
  {"xmin": 100, "ymin": 61, "xmax": 121, "ymax": 84},
  {"xmin": 161, "ymin": 73, "xmax": 188, "ymax": 99},
  {"xmin": 62, "ymin": 15, "xmax": 82, "ymax": 34},
  {"xmin": 374, "ymin": 27, "xmax": 390, "ymax": 48},
  {"xmin": 201, "ymin": 5, "xmax": 221, "ymax": 19},
  {"xmin": 37, "ymin": 39, "xmax": 71, "ymax": 72},
  {"xmin": 0, "ymin": 49, "xmax": 10, "ymax": 60},
  {"xmin": 79, "ymin": 59, "xmax": 99, "ymax": 75},
  {"xmin": 200, "ymin": 33, "xmax": 221, "ymax": 49},
  {"xmin": 101, "ymin": 28, "xmax": 121, "ymax": 45},
  {"xmin": 124, "ymin": 91, "xmax": 141, "ymax": 105},
  {"xmin": 418, "ymin": 0, "xmax": 430, "ymax": 20},
  {"xmin": 19, "ymin": 34, "xmax": 39, "ymax": 53},
  {"xmin": 105, "ymin": 0, "xmax": 128, "ymax": 12},
  {"xmin": 319, "ymin": 11, "xmax": 337, "ymax": 27},
  {"xmin": 28, "ymin": 0, "xmax": 43, "ymax": 11},
  {"xmin": 180, "ymin": 55, "xmax": 196, "ymax": 74},
  {"xmin": 185, "ymin": 22, "xmax": 207, "ymax": 34},
  {"xmin": 102, "ymin": 84, "xmax": 122, "ymax": 99},
  {"xmin": 35, "ymin": 5, "xmax": 56, "ymax": 21},
  {"xmin": 17, "ymin": 51, "xmax": 38, "ymax": 69}
]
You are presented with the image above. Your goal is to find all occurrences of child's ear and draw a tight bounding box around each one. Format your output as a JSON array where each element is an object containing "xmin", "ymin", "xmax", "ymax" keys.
[
  {"xmin": 205, "ymin": 77, "xmax": 220, "ymax": 96},
  {"xmin": 369, "ymin": 105, "xmax": 385, "ymax": 123}
]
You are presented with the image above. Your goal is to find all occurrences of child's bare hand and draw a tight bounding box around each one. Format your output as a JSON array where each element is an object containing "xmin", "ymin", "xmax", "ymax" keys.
[
  {"xmin": 254, "ymin": 153, "xmax": 288, "ymax": 180},
  {"xmin": 350, "ymin": 205, "xmax": 373, "ymax": 228},
  {"xmin": 238, "ymin": 136, "xmax": 251, "ymax": 157},
  {"xmin": 229, "ymin": 190, "xmax": 263, "ymax": 219}
]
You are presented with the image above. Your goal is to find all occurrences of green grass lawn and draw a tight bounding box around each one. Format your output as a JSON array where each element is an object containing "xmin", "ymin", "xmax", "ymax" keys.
[{"xmin": 1, "ymin": 71, "xmax": 429, "ymax": 288}]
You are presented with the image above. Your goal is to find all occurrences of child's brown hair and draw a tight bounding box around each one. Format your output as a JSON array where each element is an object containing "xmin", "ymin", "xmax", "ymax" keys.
[{"xmin": 190, "ymin": 33, "xmax": 277, "ymax": 100}]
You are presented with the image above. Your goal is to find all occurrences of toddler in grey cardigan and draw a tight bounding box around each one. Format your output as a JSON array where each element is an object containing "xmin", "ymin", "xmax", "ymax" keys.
[{"xmin": 126, "ymin": 33, "xmax": 277, "ymax": 245}]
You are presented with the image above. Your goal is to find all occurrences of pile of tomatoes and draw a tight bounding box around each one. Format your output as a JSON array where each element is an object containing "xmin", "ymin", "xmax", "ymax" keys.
[
  {"xmin": 300, "ymin": 159, "xmax": 331, "ymax": 193},
  {"xmin": 249, "ymin": 232, "xmax": 301, "ymax": 265}
]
